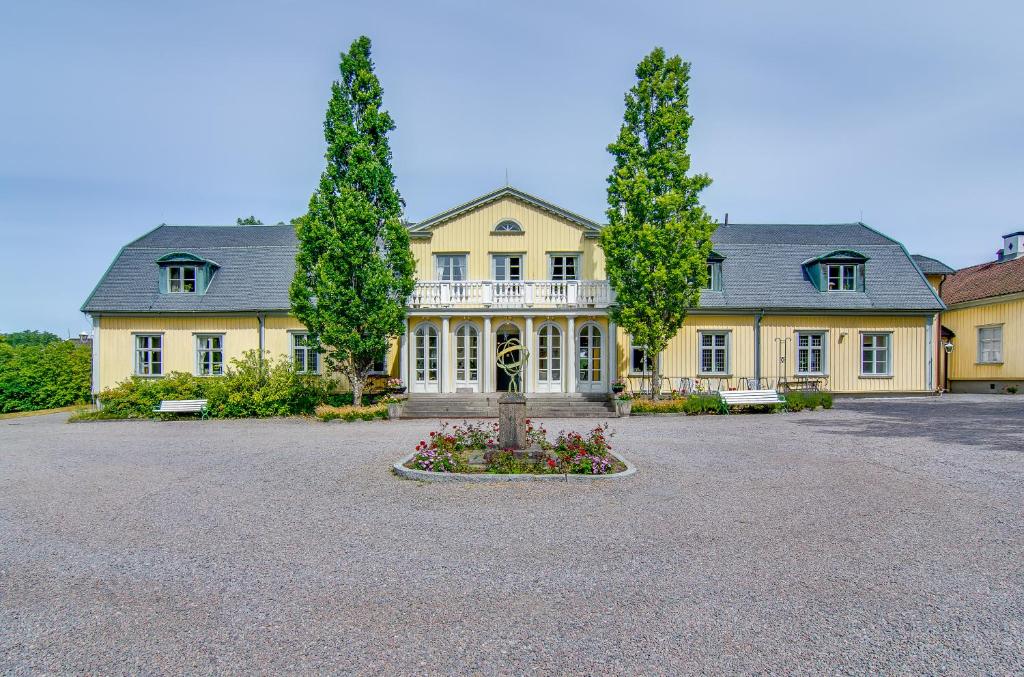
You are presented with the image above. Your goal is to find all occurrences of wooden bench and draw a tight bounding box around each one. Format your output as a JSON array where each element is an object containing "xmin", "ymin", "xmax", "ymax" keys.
[
  {"xmin": 718, "ymin": 389, "xmax": 785, "ymax": 412},
  {"xmin": 153, "ymin": 399, "xmax": 209, "ymax": 419}
]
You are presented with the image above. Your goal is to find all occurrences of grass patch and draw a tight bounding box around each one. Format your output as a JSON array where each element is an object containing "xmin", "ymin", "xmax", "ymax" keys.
[
  {"xmin": 1, "ymin": 404, "xmax": 91, "ymax": 420},
  {"xmin": 783, "ymin": 391, "xmax": 833, "ymax": 411}
]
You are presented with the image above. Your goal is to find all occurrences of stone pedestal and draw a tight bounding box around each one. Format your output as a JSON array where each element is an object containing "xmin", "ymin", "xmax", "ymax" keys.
[{"xmin": 498, "ymin": 392, "xmax": 527, "ymax": 450}]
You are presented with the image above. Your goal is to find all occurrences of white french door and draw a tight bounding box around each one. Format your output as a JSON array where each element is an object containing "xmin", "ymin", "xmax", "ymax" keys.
[
  {"xmin": 412, "ymin": 324, "xmax": 440, "ymax": 393},
  {"xmin": 576, "ymin": 323, "xmax": 604, "ymax": 392},
  {"xmin": 454, "ymin": 323, "xmax": 480, "ymax": 392},
  {"xmin": 536, "ymin": 324, "xmax": 563, "ymax": 393}
]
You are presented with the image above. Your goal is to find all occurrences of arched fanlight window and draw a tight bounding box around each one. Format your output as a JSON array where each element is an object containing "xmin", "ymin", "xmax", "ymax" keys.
[{"xmin": 494, "ymin": 220, "xmax": 523, "ymax": 233}]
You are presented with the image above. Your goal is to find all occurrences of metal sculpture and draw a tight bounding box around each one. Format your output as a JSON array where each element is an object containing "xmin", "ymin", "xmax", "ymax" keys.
[{"xmin": 495, "ymin": 337, "xmax": 529, "ymax": 393}]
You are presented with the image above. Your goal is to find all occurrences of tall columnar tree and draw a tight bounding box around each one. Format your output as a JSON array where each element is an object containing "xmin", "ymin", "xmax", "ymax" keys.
[
  {"xmin": 290, "ymin": 36, "xmax": 416, "ymax": 406},
  {"xmin": 601, "ymin": 47, "xmax": 717, "ymax": 398}
]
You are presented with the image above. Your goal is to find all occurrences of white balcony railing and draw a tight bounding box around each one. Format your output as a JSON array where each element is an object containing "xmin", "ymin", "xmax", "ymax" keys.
[{"xmin": 409, "ymin": 280, "xmax": 615, "ymax": 309}]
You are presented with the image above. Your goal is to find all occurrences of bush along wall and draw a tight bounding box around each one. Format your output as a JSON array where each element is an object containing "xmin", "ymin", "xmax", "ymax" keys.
[
  {"xmin": 0, "ymin": 339, "xmax": 92, "ymax": 413},
  {"xmin": 88, "ymin": 351, "xmax": 331, "ymax": 420}
]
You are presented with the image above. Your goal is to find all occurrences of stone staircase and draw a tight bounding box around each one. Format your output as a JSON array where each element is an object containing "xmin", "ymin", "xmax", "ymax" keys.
[{"xmin": 400, "ymin": 393, "xmax": 617, "ymax": 419}]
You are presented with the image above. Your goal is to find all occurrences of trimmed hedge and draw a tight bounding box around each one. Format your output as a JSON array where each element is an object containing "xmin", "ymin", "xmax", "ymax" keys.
[
  {"xmin": 0, "ymin": 340, "xmax": 92, "ymax": 413},
  {"xmin": 783, "ymin": 391, "xmax": 833, "ymax": 411},
  {"xmin": 91, "ymin": 351, "xmax": 330, "ymax": 419},
  {"xmin": 630, "ymin": 393, "xmax": 728, "ymax": 415}
]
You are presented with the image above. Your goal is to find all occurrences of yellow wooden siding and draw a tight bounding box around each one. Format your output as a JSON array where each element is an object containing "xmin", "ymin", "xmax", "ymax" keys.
[
  {"xmin": 264, "ymin": 315, "xmax": 400, "ymax": 378},
  {"xmin": 760, "ymin": 315, "xmax": 929, "ymax": 392},
  {"xmin": 97, "ymin": 315, "xmax": 259, "ymax": 390},
  {"xmin": 410, "ymin": 196, "xmax": 605, "ymax": 280},
  {"xmin": 943, "ymin": 296, "xmax": 1024, "ymax": 380}
]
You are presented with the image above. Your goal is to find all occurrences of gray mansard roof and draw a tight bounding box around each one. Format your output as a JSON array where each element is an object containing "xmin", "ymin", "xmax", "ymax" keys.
[{"xmin": 82, "ymin": 220, "xmax": 943, "ymax": 314}]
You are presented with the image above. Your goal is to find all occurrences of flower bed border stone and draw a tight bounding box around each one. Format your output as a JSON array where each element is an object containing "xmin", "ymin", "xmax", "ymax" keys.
[{"xmin": 392, "ymin": 451, "xmax": 637, "ymax": 483}]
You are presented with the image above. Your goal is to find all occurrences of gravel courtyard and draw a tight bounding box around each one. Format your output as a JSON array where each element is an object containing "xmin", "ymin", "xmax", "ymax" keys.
[{"xmin": 2, "ymin": 396, "xmax": 1022, "ymax": 674}]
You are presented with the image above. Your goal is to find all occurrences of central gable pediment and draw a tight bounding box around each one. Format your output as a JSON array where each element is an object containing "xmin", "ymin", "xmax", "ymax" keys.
[{"xmin": 407, "ymin": 186, "xmax": 604, "ymax": 239}]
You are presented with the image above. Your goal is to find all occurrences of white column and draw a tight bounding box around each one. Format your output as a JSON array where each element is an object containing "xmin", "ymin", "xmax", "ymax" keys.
[
  {"xmin": 524, "ymin": 316, "xmax": 534, "ymax": 393},
  {"xmin": 441, "ymin": 316, "xmax": 451, "ymax": 393},
  {"xmin": 400, "ymin": 317, "xmax": 409, "ymax": 389},
  {"xmin": 608, "ymin": 318, "xmax": 617, "ymax": 390},
  {"xmin": 566, "ymin": 316, "xmax": 576, "ymax": 393},
  {"xmin": 483, "ymin": 316, "xmax": 492, "ymax": 392}
]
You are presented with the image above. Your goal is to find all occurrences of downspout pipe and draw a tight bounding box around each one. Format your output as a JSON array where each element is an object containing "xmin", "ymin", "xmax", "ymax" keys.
[
  {"xmin": 257, "ymin": 313, "xmax": 266, "ymax": 368},
  {"xmin": 753, "ymin": 310, "xmax": 763, "ymax": 385}
]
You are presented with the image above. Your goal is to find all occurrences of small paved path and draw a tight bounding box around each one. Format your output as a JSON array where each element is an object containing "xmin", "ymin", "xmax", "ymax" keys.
[{"xmin": 1, "ymin": 395, "xmax": 1022, "ymax": 674}]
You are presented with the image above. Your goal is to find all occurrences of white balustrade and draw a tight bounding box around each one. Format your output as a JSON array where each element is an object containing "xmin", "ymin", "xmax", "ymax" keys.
[{"xmin": 409, "ymin": 280, "xmax": 614, "ymax": 309}]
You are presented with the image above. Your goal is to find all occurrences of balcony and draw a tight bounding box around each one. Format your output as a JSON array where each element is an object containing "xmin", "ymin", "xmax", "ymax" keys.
[{"xmin": 409, "ymin": 280, "xmax": 614, "ymax": 309}]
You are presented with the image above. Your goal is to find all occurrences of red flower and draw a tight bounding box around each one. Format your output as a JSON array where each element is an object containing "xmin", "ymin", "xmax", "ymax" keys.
[{"xmin": 546, "ymin": 458, "xmax": 556, "ymax": 468}]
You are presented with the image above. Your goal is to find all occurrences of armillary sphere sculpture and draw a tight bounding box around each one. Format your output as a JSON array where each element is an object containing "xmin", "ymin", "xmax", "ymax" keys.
[{"xmin": 495, "ymin": 337, "xmax": 530, "ymax": 393}]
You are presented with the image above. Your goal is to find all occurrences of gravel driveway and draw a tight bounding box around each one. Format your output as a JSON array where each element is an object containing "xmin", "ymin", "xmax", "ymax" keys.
[{"xmin": 2, "ymin": 396, "xmax": 1022, "ymax": 674}]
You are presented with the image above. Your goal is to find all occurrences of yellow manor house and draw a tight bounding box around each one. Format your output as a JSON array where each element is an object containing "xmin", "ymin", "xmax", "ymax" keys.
[{"xmin": 83, "ymin": 187, "xmax": 947, "ymax": 401}]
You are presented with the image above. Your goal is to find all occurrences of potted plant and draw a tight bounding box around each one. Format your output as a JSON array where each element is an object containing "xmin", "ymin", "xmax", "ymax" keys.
[
  {"xmin": 611, "ymin": 379, "xmax": 626, "ymax": 394},
  {"xmin": 613, "ymin": 392, "xmax": 632, "ymax": 417},
  {"xmin": 384, "ymin": 396, "xmax": 404, "ymax": 419},
  {"xmin": 387, "ymin": 377, "xmax": 406, "ymax": 395}
]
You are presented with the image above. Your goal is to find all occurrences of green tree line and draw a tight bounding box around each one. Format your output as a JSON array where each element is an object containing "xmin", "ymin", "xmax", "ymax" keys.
[{"xmin": 0, "ymin": 334, "xmax": 92, "ymax": 413}]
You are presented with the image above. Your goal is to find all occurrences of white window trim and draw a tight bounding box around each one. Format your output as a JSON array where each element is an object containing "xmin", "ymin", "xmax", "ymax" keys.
[
  {"xmin": 697, "ymin": 330, "xmax": 731, "ymax": 376},
  {"xmin": 795, "ymin": 330, "xmax": 829, "ymax": 376},
  {"xmin": 369, "ymin": 346, "xmax": 390, "ymax": 375},
  {"xmin": 859, "ymin": 331, "xmax": 893, "ymax": 377},
  {"xmin": 453, "ymin": 321, "xmax": 481, "ymax": 383},
  {"xmin": 434, "ymin": 253, "xmax": 468, "ymax": 282},
  {"xmin": 976, "ymin": 324, "xmax": 1004, "ymax": 365},
  {"xmin": 491, "ymin": 253, "xmax": 525, "ymax": 281},
  {"xmin": 194, "ymin": 333, "xmax": 225, "ymax": 377},
  {"xmin": 628, "ymin": 339, "xmax": 661, "ymax": 376},
  {"xmin": 825, "ymin": 263, "xmax": 860, "ymax": 292},
  {"xmin": 133, "ymin": 333, "xmax": 164, "ymax": 377},
  {"xmin": 705, "ymin": 261, "xmax": 723, "ymax": 291},
  {"xmin": 167, "ymin": 265, "xmax": 198, "ymax": 294},
  {"xmin": 289, "ymin": 331, "xmax": 321, "ymax": 375},
  {"xmin": 548, "ymin": 253, "xmax": 581, "ymax": 281}
]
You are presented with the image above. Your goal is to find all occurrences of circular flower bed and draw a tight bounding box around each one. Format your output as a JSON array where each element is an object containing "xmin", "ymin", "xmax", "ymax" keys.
[{"xmin": 398, "ymin": 421, "xmax": 631, "ymax": 478}]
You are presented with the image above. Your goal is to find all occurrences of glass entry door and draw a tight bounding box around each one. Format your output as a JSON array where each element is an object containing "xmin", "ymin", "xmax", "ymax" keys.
[
  {"xmin": 413, "ymin": 324, "xmax": 440, "ymax": 393},
  {"xmin": 536, "ymin": 324, "xmax": 563, "ymax": 393},
  {"xmin": 576, "ymin": 324, "xmax": 604, "ymax": 392}
]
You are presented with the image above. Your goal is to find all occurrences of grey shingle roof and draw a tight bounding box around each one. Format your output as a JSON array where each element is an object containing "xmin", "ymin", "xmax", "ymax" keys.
[
  {"xmin": 82, "ymin": 224, "xmax": 297, "ymax": 313},
  {"xmin": 82, "ymin": 221, "xmax": 944, "ymax": 314},
  {"xmin": 911, "ymin": 254, "xmax": 956, "ymax": 276}
]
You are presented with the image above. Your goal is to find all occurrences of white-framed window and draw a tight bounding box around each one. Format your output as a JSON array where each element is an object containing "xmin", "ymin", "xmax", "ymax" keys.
[
  {"xmin": 977, "ymin": 325, "xmax": 1003, "ymax": 364},
  {"xmin": 825, "ymin": 264, "xmax": 858, "ymax": 291},
  {"xmin": 860, "ymin": 332, "xmax": 892, "ymax": 376},
  {"xmin": 629, "ymin": 345, "xmax": 655, "ymax": 375},
  {"xmin": 699, "ymin": 331, "xmax": 729, "ymax": 374},
  {"xmin": 705, "ymin": 262, "xmax": 722, "ymax": 290},
  {"xmin": 493, "ymin": 220, "xmax": 522, "ymax": 233},
  {"xmin": 435, "ymin": 254, "xmax": 467, "ymax": 281},
  {"xmin": 195, "ymin": 334, "xmax": 224, "ymax": 376},
  {"xmin": 549, "ymin": 254, "xmax": 579, "ymax": 281},
  {"xmin": 168, "ymin": 265, "xmax": 197, "ymax": 293},
  {"xmin": 455, "ymin": 323, "xmax": 479, "ymax": 382},
  {"xmin": 134, "ymin": 334, "xmax": 163, "ymax": 376},
  {"xmin": 492, "ymin": 254, "xmax": 523, "ymax": 281},
  {"xmin": 369, "ymin": 349, "xmax": 388, "ymax": 375},
  {"xmin": 291, "ymin": 332, "xmax": 319, "ymax": 374},
  {"xmin": 796, "ymin": 332, "xmax": 826, "ymax": 375}
]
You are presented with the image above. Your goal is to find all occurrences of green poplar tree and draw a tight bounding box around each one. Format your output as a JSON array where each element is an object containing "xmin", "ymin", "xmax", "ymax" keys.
[
  {"xmin": 601, "ymin": 47, "xmax": 717, "ymax": 398},
  {"xmin": 290, "ymin": 36, "xmax": 415, "ymax": 406}
]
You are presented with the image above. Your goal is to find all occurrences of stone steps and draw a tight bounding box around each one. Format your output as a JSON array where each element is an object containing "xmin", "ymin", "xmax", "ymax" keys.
[{"xmin": 401, "ymin": 393, "xmax": 617, "ymax": 419}]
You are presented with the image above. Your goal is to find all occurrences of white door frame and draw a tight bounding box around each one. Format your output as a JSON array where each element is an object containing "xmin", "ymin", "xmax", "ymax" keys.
[
  {"xmin": 576, "ymin": 321, "xmax": 606, "ymax": 393},
  {"xmin": 453, "ymin": 321, "xmax": 481, "ymax": 392},
  {"xmin": 411, "ymin": 322, "xmax": 440, "ymax": 393},
  {"xmin": 535, "ymin": 322, "xmax": 563, "ymax": 393}
]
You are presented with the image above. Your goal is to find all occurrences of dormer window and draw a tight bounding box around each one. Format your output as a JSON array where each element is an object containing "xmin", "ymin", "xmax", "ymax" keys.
[
  {"xmin": 156, "ymin": 252, "xmax": 218, "ymax": 295},
  {"xmin": 825, "ymin": 264, "xmax": 857, "ymax": 291},
  {"xmin": 704, "ymin": 251, "xmax": 725, "ymax": 291},
  {"xmin": 803, "ymin": 250, "xmax": 868, "ymax": 293},
  {"xmin": 168, "ymin": 265, "xmax": 197, "ymax": 293},
  {"xmin": 493, "ymin": 220, "xmax": 523, "ymax": 233}
]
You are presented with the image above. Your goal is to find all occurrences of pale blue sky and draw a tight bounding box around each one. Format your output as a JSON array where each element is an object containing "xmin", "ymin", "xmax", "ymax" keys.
[{"xmin": 1, "ymin": 0, "xmax": 1022, "ymax": 334}]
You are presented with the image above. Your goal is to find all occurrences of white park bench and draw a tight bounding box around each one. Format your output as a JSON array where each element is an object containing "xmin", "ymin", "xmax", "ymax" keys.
[
  {"xmin": 718, "ymin": 389, "xmax": 785, "ymax": 413},
  {"xmin": 153, "ymin": 399, "xmax": 209, "ymax": 419}
]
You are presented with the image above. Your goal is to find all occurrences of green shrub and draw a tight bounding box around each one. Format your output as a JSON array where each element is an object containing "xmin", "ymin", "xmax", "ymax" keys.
[
  {"xmin": 684, "ymin": 393, "xmax": 729, "ymax": 415},
  {"xmin": 94, "ymin": 351, "xmax": 330, "ymax": 419},
  {"xmin": 0, "ymin": 341, "xmax": 92, "ymax": 413},
  {"xmin": 784, "ymin": 391, "xmax": 832, "ymax": 411},
  {"xmin": 630, "ymin": 393, "xmax": 727, "ymax": 415},
  {"xmin": 315, "ymin": 403, "xmax": 388, "ymax": 422}
]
